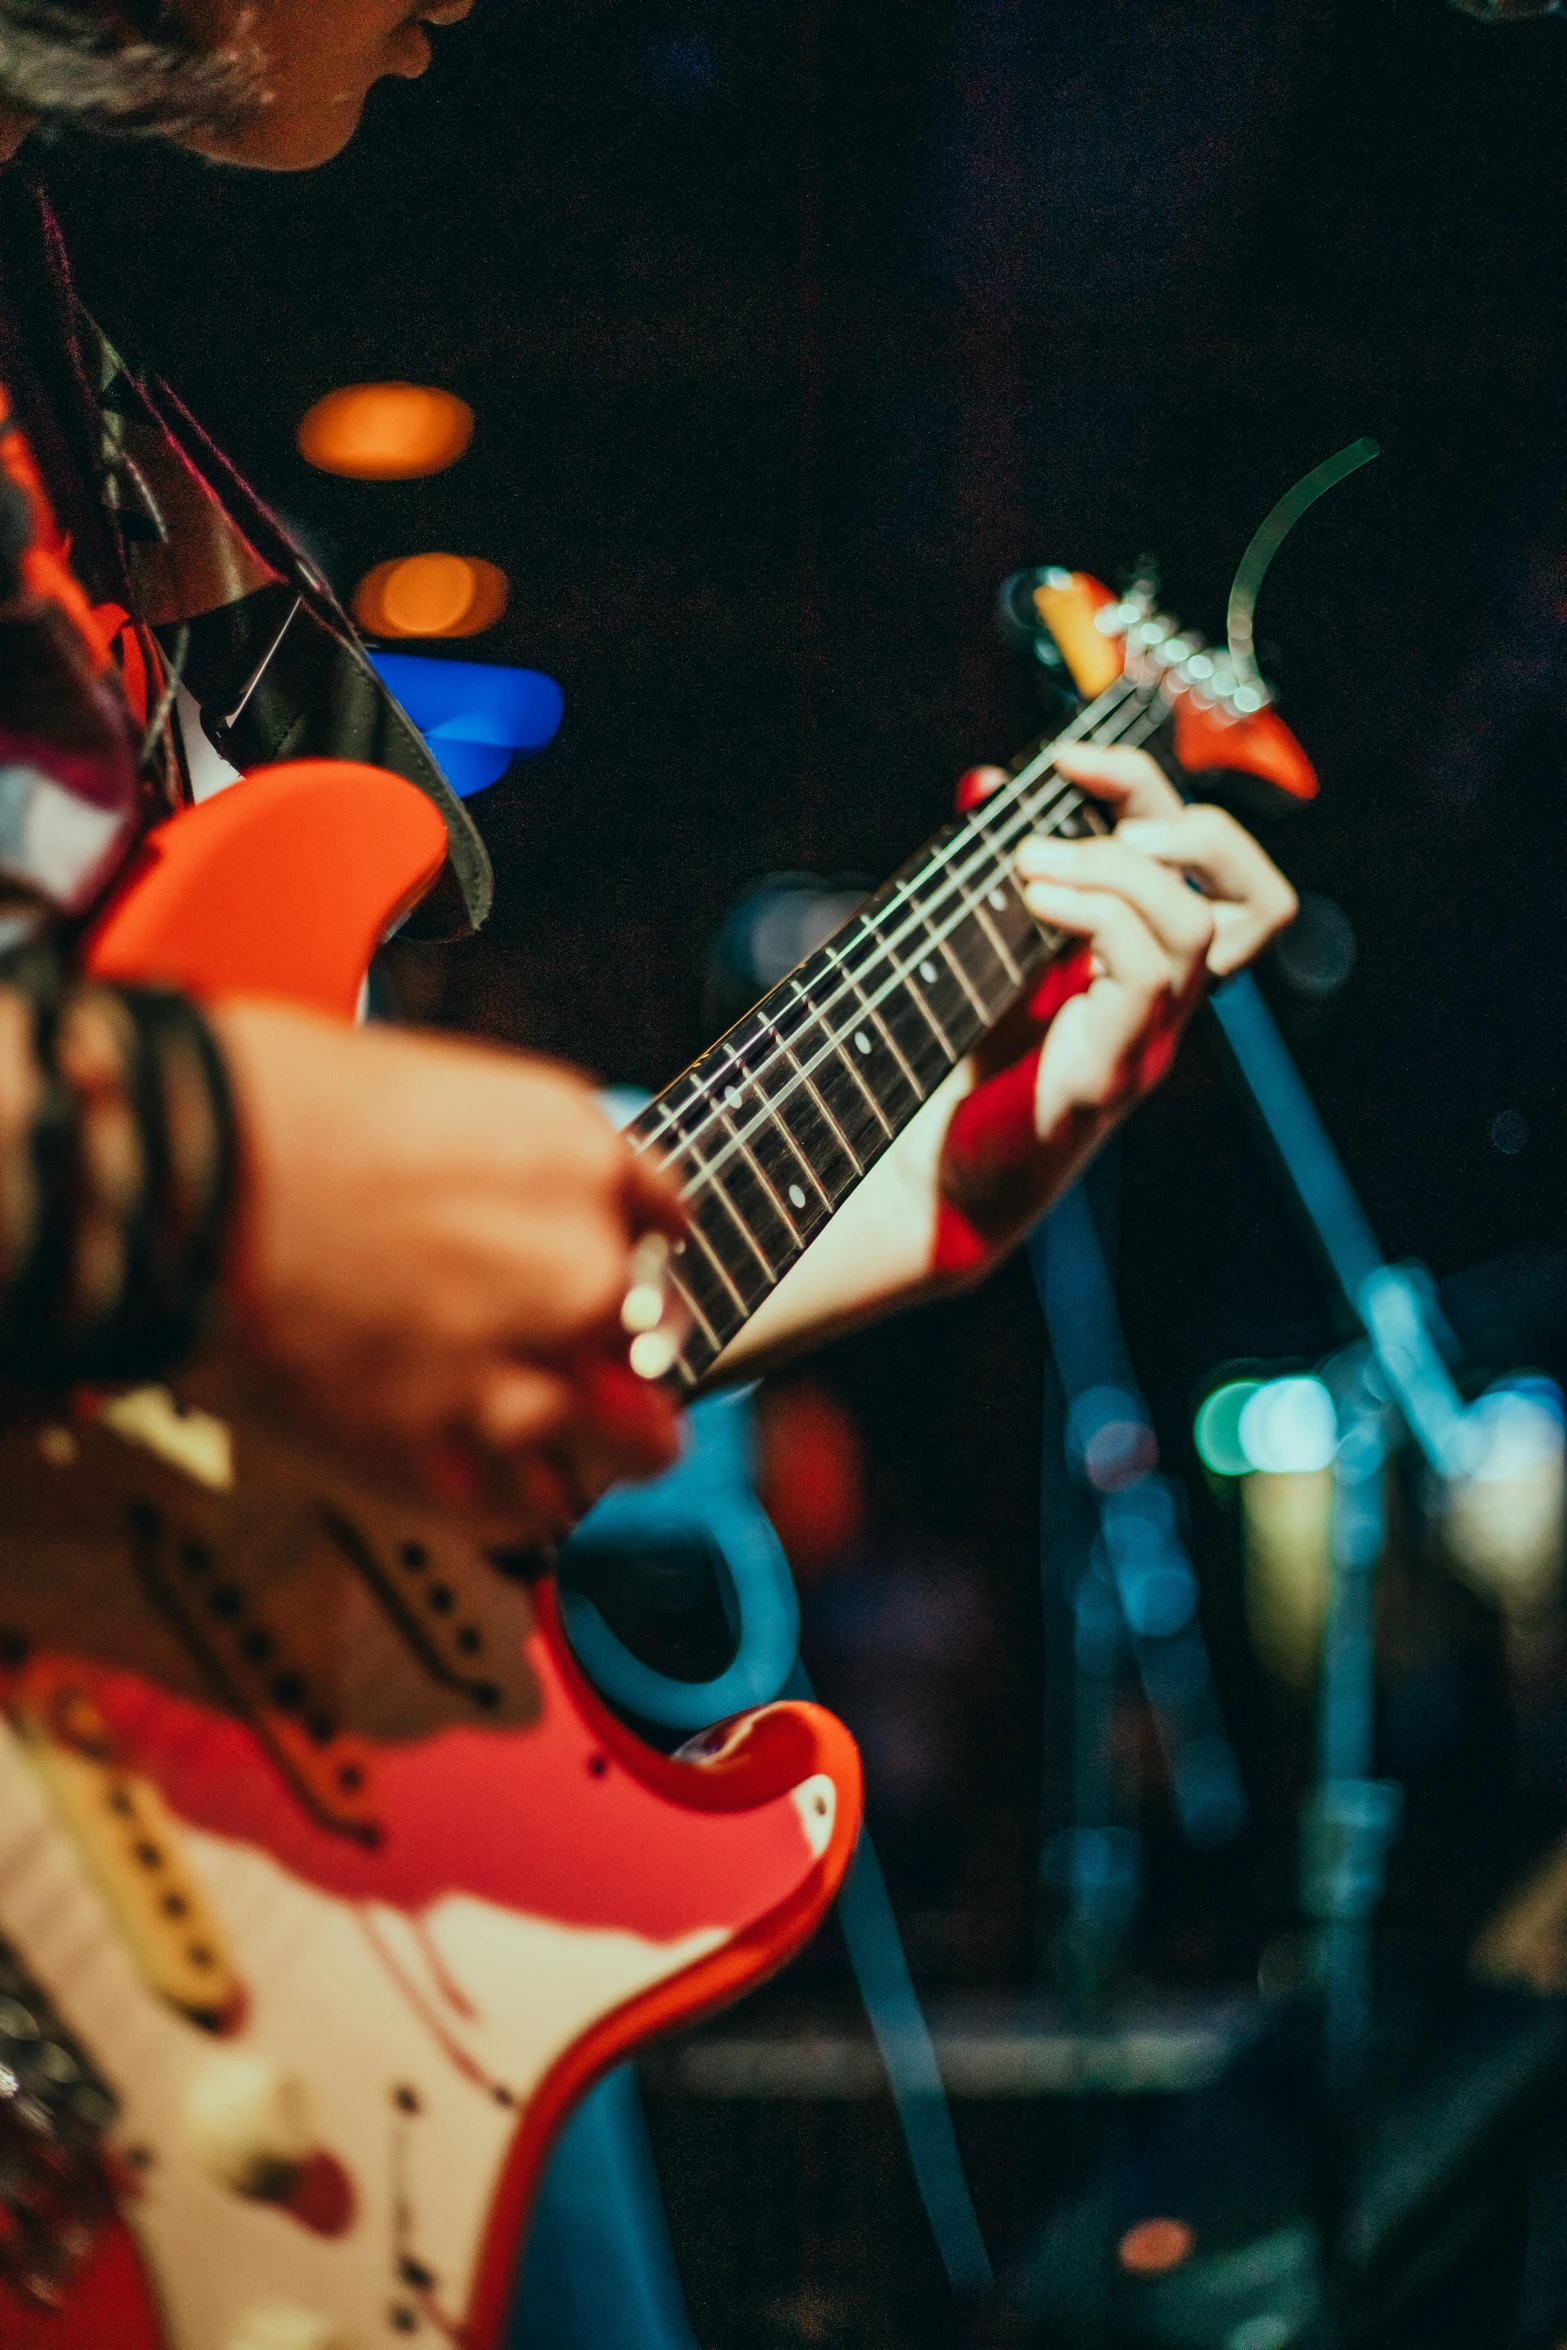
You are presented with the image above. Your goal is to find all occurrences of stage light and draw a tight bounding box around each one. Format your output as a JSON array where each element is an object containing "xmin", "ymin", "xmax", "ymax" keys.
[
  {"xmin": 353, "ymin": 554, "xmax": 510, "ymax": 640},
  {"xmin": 1273, "ymin": 892, "xmax": 1357, "ymax": 1001},
  {"xmin": 1444, "ymin": 1380, "xmax": 1566, "ymax": 1627},
  {"xmin": 756, "ymin": 1382, "xmax": 867, "ymax": 1582},
  {"xmin": 297, "ymin": 383, "xmax": 474, "ymax": 480},
  {"xmin": 1238, "ymin": 1378, "xmax": 1337, "ymax": 1476},
  {"xmin": 370, "ymin": 651, "xmax": 564, "ymax": 797},
  {"xmin": 1194, "ymin": 1379, "xmax": 1261, "ymax": 1478},
  {"xmin": 1066, "ymin": 1383, "xmax": 1159, "ymax": 1492},
  {"xmin": 1117, "ymin": 2218, "xmax": 1195, "ymax": 2276},
  {"xmin": 1197, "ymin": 1379, "xmax": 1339, "ymax": 1679},
  {"xmin": 1101, "ymin": 1484, "xmax": 1197, "ymax": 1639}
]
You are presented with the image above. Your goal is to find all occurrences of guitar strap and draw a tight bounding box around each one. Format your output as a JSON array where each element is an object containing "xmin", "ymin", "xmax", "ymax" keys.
[{"xmin": 0, "ymin": 168, "xmax": 493, "ymax": 944}]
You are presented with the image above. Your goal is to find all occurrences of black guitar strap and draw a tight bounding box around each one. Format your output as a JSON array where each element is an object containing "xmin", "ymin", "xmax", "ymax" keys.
[{"xmin": 2, "ymin": 168, "xmax": 492, "ymax": 944}]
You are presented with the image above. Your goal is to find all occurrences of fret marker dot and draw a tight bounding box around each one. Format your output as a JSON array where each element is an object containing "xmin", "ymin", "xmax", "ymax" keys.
[
  {"xmin": 855, "ymin": 1032, "xmax": 872, "ymax": 1054},
  {"xmin": 725, "ymin": 1086, "xmax": 742, "ymax": 1109},
  {"xmin": 919, "ymin": 961, "xmax": 938, "ymax": 984},
  {"xmin": 988, "ymin": 888, "xmax": 1008, "ymax": 911},
  {"xmin": 788, "ymin": 1184, "xmax": 808, "ymax": 1210}
]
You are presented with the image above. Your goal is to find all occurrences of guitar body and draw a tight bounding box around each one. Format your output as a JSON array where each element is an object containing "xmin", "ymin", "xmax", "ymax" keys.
[
  {"xmin": 0, "ymin": 763, "xmax": 861, "ymax": 2348},
  {"xmin": 0, "ymin": 2219, "xmax": 167, "ymax": 2350}
]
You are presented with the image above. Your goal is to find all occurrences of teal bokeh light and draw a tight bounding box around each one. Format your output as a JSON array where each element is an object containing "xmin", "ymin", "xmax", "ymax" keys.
[{"xmin": 1193, "ymin": 1380, "xmax": 1261, "ymax": 1478}]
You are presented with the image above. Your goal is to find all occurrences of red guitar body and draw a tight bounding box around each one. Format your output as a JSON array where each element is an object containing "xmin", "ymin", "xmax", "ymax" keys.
[{"xmin": 0, "ymin": 761, "xmax": 861, "ymax": 2348}]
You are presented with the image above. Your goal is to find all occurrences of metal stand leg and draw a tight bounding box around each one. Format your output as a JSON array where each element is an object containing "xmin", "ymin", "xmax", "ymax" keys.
[
  {"xmin": 507, "ymin": 2067, "xmax": 701, "ymax": 2350},
  {"xmin": 1299, "ymin": 1370, "xmax": 1402, "ymax": 2098}
]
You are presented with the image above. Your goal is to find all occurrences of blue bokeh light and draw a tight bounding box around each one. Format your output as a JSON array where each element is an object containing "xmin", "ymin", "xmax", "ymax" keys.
[{"xmin": 371, "ymin": 651, "xmax": 564, "ymax": 798}]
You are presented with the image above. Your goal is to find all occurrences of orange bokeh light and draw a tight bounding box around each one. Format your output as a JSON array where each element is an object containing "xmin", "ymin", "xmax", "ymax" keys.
[
  {"xmin": 352, "ymin": 554, "xmax": 510, "ymax": 640},
  {"xmin": 297, "ymin": 383, "xmax": 474, "ymax": 480},
  {"xmin": 1117, "ymin": 2219, "xmax": 1196, "ymax": 2277}
]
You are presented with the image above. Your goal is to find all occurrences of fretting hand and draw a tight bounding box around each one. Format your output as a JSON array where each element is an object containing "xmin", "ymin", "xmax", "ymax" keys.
[
  {"xmin": 703, "ymin": 740, "xmax": 1297, "ymax": 1381},
  {"xmin": 934, "ymin": 742, "xmax": 1297, "ymax": 1270}
]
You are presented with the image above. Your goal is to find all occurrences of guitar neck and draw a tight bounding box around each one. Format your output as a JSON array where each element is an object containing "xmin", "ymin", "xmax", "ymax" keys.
[{"xmin": 630, "ymin": 667, "xmax": 1168, "ymax": 1385}]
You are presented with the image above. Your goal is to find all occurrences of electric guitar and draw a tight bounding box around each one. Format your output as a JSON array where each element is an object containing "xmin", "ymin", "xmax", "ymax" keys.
[{"xmin": 0, "ymin": 571, "xmax": 1310, "ymax": 2348}]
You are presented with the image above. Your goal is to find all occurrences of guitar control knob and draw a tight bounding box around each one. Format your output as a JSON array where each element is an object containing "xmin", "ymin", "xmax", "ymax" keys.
[
  {"xmin": 226, "ymin": 2306, "xmax": 355, "ymax": 2350},
  {"xmin": 185, "ymin": 2052, "xmax": 316, "ymax": 2199},
  {"xmin": 791, "ymin": 1772, "xmax": 837, "ymax": 1859}
]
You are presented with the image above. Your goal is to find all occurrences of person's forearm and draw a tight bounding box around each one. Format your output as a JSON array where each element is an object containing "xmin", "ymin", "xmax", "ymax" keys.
[{"xmin": 698, "ymin": 1041, "xmax": 1120, "ymax": 1388}]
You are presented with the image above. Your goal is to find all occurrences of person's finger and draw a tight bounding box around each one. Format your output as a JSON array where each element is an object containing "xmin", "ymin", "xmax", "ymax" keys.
[
  {"xmin": 473, "ymin": 1361, "xmax": 578, "ymax": 1453},
  {"xmin": 1114, "ymin": 807, "xmax": 1298, "ymax": 974},
  {"xmin": 1016, "ymin": 836, "xmax": 1214, "ymax": 977},
  {"xmin": 1015, "ymin": 881, "xmax": 1170, "ymax": 1001},
  {"xmin": 956, "ymin": 764, "xmax": 1010, "ymax": 810},
  {"xmin": 412, "ymin": 1424, "xmax": 575, "ymax": 1542},
  {"xmin": 621, "ymin": 1128, "xmax": 689, "ymax": 1238},
  {"xmin": 1052, "ymin": 743, "xmax": 1184, "ymax": 822},
  {"xmin": 1024, "ymin": 884, "xmax": 1202, "ymax": 1127}
]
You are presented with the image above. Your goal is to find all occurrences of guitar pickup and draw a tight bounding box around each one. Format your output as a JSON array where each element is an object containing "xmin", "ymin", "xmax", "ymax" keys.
[
  {"xmin": 318, "ymin": 1507, "xmax": 507, "ymax": 1715},
  {"xmin": 128, "ymin": 1502, "xmax": 384, "ymax": 1849},
  {"xmin": 9, "ymin": 1662, "xmax": 245, "ymax": 2032}
]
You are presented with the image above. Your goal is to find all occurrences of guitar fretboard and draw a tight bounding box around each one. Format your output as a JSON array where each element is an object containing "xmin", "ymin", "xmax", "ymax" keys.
[{"xmin": 630, "ymin": 667, "xmax": 1168, "ymax": 1383}]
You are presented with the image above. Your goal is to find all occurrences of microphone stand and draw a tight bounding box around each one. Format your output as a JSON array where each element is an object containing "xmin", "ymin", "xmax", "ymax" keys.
[{"xmin": 1207, "ymin": 973, "xmax": 1471, "ymax": 2086}]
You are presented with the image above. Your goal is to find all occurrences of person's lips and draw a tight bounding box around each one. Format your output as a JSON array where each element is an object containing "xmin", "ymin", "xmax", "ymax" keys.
[{"xmin": 387, "ymin": 0, "xmax": 473, "ymax": 83}]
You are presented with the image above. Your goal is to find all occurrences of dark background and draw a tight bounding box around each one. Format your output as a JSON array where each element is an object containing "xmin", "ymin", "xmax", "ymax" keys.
[{"xmin": 32, "ymin": 0, "xmax": 1567, "ymax": 2331}]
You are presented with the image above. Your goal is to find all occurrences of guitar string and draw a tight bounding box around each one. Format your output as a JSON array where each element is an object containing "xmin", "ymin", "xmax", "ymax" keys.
[
  {"xmin": 631, "ymin": 666, "xmax": 1144, "ymax": 1162},
  {"xmin": 648, "ymin": 675, "xmax": 1168, "ymax": 1217},
  {"xmin": 657, "ymin": 686, "xmax": 1166, "ymax": 1245}
]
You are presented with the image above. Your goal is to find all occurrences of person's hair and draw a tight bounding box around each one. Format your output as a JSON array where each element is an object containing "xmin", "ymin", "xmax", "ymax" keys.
[{"xmin": 0, "ymin": 1, "xmax": 264, "ymax": 139}]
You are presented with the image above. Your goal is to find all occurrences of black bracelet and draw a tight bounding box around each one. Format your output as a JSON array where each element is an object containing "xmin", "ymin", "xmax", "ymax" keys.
[
  {"xmin": 0, "ymin": 957, "xmax": 237, "ymax": 1391},
  {"xmin": 96, "ymin": 988, "xmax": 237, "ymax": 1381},
  {"xmin": 0, "ymin": 964, "xmax": 79, "ymax": 1387}
]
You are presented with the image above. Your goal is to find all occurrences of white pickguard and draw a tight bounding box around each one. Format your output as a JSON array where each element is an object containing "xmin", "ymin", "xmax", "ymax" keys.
[{"xmin": 0, "ymin": 1724, "xmax": 727, "ymax": 2349}]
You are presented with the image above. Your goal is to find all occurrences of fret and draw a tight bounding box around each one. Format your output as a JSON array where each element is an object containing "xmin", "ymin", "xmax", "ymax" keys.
[
  {"xmin": 668, "ymin": 1219, "xmax": 748, "ymax": 1360},
  {"xmin": 656, "ymin": 1086, "xmax": 786, "ymax": 1306},
  {"xmin": 707, "ymin": 1115, "xmax": 810, "ymax": 1261},
  {"xmin": 786, "ymin": 964, "xmax": 895, "ymax": 1163},
  {"xmin": 818, "ymin": 935, "xmax": 928, "ymax": 1126},
  {"xmin": 855, "ymin": 947, "xmax": 954, "ymax": 1090},
  {"xmin": 780, "ymin": 983, "xmax": 867, "ymax": 1172},
  {"xmin": 899, "ymin": 895, "xmax": 992, "ymax": 1038},
  {"xmin": 860, "ymin": 902, "xmax": 956, "ymax": 1060},
  {"xmin": 937, "ymin": 900, "xmax": 1024, "ymax": 1023},
  {"xmin": 663, "ymin": 1235, "xmax": 724, "ymax": 1354},
  {"xmin": 970, "ymin": 887, "xmax": 1025, "ymax": 985},
  {"xmin": 757, "ymin": 1021, "xmax": 862, "ymax": 1209},
  {"xmin": 694, "ymin": 1027, "xmax": 818, "ymax": 1248},
  {"xmin": 832, "ymin": 902, "xmax": 953, "ymax": 1093},
  {"xmin": 891, "ymin": 854, "xmax": 1016, "ymax": 1046},
  {"xmin": 710, "ymin": 1007, "xmax": 840, "ymax": 1238}
]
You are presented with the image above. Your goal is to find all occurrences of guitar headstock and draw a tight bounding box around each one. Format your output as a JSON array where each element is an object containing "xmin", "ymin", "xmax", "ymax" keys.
[{"xmin": 1008, "ymin": 566, "xmax": 1319, "ymax": 815}]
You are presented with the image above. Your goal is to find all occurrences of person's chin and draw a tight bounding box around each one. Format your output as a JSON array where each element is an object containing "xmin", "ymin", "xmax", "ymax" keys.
[{"xmin": 185, "ymin": 97, "xmax": 368, "ymax": 172}]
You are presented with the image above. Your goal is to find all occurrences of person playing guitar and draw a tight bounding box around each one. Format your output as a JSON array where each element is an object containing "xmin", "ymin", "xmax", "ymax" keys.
[{"xmin": 0, "ymin": 0, "xmax": 1296, "ymax": 1524}]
